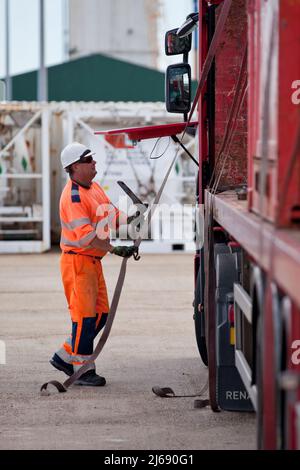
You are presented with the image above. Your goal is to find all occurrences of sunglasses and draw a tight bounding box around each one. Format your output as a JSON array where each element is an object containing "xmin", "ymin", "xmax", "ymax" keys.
[{"xmin": 76, "ymin": 155, "xmax": 94, "ymax": 164}]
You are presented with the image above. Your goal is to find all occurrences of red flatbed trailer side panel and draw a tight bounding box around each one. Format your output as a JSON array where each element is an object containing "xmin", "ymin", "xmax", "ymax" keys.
[
  {"xmin": 214, "ymin": 0, "xmax": 248, "ymax": 187},
  {"xmin": 206, "ymin": 190, "xmax": 300, "ymax": 309},
  {"xmin": 278, "ymin": 0, "xmax": 300, "ymax": 228},
  {"xmin": 248, "ymin": 0, "xmax": 300, "ymax": 227}
]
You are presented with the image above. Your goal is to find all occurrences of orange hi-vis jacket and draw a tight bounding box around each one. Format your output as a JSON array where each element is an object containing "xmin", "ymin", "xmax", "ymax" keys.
[{"xmin": 60, "ymin": 180, "xmax": 125, "ymax": 257}]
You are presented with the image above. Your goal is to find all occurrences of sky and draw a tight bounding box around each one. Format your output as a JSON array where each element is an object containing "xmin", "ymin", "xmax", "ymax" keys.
[
  {"xmin": 0, "ymin": 0, "xmax": 66, "ymax": 76},
  {"xmin": 157, "ymin": 0, "xmax": 196, "ymax": 70},
  {"xmin": 0, "ymin": 0, "xmax": 195, "ymax": 77}
]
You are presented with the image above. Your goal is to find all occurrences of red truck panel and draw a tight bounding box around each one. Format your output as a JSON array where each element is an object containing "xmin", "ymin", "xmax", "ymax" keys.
[
  {"xmin": 215, "ymin": 0, "xmax": 248, "ymax": 187},
  {"xmin": 248, "ymin": 0, "xmax": 300, "ymax": 227}
]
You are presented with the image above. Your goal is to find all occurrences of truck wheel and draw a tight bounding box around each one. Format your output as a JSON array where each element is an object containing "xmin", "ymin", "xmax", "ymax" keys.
[
  {"xmin": 251, "ymin": 267, "xmax": 265, "ymax": 449},
  {"xmin": 256, "ymin": 312, "xmax": 264, "ymax": 449},
  {"xmin": 194, "ymin": 270, "xmax": 208, "ymax": 366}
]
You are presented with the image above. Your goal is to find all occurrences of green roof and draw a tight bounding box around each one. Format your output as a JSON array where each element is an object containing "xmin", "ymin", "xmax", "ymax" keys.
[
  {"xmin": 11, "ymin": 54, "xmax": 165, "ymax": 102},
  {"xmin": 10, "ymin": 53, "xmax": 197, "ymax": 103}
]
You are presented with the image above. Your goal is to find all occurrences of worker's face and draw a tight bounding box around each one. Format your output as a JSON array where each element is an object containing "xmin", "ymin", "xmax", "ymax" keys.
[{"xmin": 72, "ymin": 155, "xmax": 97, "ymax": 185}]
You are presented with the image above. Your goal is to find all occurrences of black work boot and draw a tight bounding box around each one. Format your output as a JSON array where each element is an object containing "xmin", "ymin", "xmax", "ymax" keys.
[
  {"xmin": 50, "ymin": 353, "xmax": 74, "ymax": 376},
  {"xmin": 74, "ymin": 370, "xmax": 106, "ymax": 386}
]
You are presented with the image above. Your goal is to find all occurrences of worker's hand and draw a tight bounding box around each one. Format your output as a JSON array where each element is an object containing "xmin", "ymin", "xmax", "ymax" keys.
[{"xmin": 111, "ymin": 245, "xmax": 139, "ymax": 258}]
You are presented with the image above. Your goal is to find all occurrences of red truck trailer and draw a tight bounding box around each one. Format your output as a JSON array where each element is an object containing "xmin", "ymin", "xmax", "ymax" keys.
[
  {"xmin": 182, "ymin": 0, "xmax": 300, "ymax": 451},
  {"xmin": 99, "ymin": 0, "xmax": 300, "ymax": 450}
]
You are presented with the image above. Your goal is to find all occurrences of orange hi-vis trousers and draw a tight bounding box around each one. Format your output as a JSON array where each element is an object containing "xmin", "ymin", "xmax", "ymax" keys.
[{"xmin": 57, "ymin": 252, "xmax": 109, "ymax": 372}]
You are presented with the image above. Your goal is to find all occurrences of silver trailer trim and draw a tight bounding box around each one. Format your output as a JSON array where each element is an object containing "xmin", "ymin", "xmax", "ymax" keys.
[
  {"xmin": 234, "ymin": 282, "xmax": 257, "ymax": 410},
  {"xmin": 235, "ymin": 350, "xmax": 257, "ymax": 411}
]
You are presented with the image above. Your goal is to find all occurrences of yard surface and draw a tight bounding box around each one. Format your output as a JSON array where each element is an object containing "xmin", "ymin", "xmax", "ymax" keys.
[{"xmin": 0, "ymin": 251, "xmax": 255, "ymax": 450}]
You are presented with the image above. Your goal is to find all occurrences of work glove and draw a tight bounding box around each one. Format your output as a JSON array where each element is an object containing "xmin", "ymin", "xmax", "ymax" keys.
[{"xmin": 111, "ymin": 245, "xmax": 139, "ymax": 259}]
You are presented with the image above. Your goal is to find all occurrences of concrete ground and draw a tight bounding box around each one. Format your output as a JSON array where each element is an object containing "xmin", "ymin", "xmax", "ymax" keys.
[{"xmin": 0, "ymin": 251, "xmax": 256, "ymax": 450}]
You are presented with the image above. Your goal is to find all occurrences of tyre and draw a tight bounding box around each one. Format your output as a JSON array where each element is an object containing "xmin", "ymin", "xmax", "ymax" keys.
[
  {"xmin": 256, "ymin": 312, "xmax": 263, "ymax": 449},
  {"xmin": 251, "ymin": 267, "xmax": 265, "ymax": 449},
  {"xmin": 194, "ymin": 268, "xmax": 208, "ymax": 366}
]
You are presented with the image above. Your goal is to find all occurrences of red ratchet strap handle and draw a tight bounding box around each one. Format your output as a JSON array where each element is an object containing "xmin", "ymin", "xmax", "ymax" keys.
[{"xmin": 40, "ymin": 0, "xmax": 232, "ymax": 396}]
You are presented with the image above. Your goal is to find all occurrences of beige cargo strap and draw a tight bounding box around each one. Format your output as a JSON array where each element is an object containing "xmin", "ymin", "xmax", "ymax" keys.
[
  {"xmin": 152, "ymin": 381, "xmax": 210, "ymax": 409},
  {"xmin": 41, "ymin": 143, "xmax": 181, "ymax": 395}
]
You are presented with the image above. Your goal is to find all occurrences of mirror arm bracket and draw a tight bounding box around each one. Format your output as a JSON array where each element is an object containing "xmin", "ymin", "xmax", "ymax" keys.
[{"xmin": 171, "ymin": 135, "xmax": 199, "ymax": 167}]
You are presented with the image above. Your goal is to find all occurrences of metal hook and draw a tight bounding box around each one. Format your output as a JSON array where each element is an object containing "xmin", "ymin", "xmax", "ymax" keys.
[{"xmin": 133, "ymin": 248, "xmax": 141, "ymax": 261}]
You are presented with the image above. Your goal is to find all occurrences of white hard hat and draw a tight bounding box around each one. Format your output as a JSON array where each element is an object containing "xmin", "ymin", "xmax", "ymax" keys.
[{"xmin": 61, "ymin": 142, "xmax": 96, "ymax": 169}]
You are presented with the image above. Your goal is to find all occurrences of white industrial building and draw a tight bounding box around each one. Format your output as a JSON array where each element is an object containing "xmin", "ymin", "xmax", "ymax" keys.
[{"xmin": 68, "ymin": 0, "xmax": 159, "ymax": 68}]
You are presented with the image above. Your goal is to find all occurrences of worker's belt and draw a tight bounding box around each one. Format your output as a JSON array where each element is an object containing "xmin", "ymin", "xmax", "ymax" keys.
[{"xmin": 63, "ymin": 251, "xmax": 103, "ymax": 261}]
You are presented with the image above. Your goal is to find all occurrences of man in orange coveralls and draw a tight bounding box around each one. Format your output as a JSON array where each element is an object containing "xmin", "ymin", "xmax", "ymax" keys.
[{"xmin": 50, "ymin": 142, "xmax": 138, "ymax": 386}]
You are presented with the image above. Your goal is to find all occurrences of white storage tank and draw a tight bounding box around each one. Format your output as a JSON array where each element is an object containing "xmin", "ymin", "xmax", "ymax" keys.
[{"xmin": 69, "ymin": 0, "xmax": 159, "ymax": 68}]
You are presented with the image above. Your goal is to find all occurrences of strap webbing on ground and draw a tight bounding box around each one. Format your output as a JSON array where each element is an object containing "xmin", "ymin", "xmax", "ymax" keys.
[{"xmin": 152, "ymin": 380, "xmax": 209, "ymax": 409}]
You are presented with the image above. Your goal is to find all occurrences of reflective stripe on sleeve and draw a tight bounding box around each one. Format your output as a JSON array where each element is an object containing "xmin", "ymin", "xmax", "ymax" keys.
[
  {"xmin": 61, "ymin": 217, "xmax": 92, "ymax": 231},
  {"xmin": 61, "ymin": 230, "xmax": 96, "ymax": 248}
]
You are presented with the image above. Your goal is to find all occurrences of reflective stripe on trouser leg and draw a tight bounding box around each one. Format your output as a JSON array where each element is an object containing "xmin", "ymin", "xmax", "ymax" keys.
[
  {"xmin": 55, "ymin": 335, "xmax": 72, "ymax": 364},
  {"xmin": 72, "ymin": 356, "xmax": 95, "ymax": 372}
]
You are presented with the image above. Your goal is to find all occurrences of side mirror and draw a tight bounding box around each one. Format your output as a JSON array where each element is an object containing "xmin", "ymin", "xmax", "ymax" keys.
[
  {"xmin": 166, "ymin": 63, "xmax": 191, "ymax": 114},
  {"xmin": 165, "ymin": 29, "xmax": 192, "ymax": 56}
]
